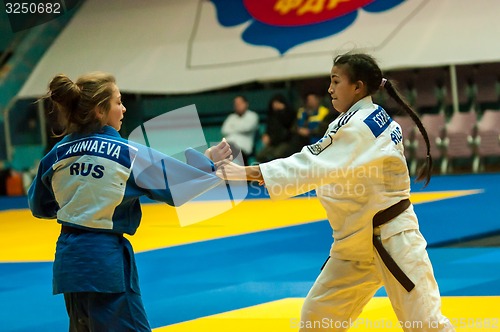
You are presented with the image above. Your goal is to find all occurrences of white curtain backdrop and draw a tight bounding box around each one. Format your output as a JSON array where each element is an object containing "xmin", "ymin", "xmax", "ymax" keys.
[{"xmin": 17, "ymin": 0, "xmax": 500, "ymax": 97}]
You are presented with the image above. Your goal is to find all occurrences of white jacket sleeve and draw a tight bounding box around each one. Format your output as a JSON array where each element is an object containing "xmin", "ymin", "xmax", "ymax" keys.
[{"xmin": 259, "ymin": 116, "xmax": 375, "ymax": 200}]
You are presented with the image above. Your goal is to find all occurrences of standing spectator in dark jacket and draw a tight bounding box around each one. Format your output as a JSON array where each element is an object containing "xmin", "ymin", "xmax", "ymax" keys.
[{"xmin": 256, "ymin": 94, "xmax": 296, "ymax": 163}]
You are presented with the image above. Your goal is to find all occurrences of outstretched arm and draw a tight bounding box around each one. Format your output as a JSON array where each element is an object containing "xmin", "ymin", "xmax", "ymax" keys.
[{"xmin": 216, "ymin": 161, "xmax": 263, "ymax": 183}]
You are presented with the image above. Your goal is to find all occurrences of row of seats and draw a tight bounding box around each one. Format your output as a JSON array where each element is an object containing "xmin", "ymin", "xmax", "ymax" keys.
[
  {"xmin": 394, "ymin": 109, "xmax": 500, "ymax": 174},
  {"xmin": 378, "ymin": 62, "xmax": 500, "ymax": 115}
]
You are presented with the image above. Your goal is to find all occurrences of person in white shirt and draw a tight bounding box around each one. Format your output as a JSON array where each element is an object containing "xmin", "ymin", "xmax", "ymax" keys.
[
  {"xmin": 221, "ymin": 95, "xmax": 259, "ymax": 165},
  {"xmin": 216, "ymin": 53, "xmax": 454, "ymax": 331}
]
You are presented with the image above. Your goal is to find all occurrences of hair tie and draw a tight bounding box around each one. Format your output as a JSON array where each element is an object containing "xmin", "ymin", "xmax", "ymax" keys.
[{"xmin": 380, "ymin": 78, "xmax": 387, "ymax": 87}]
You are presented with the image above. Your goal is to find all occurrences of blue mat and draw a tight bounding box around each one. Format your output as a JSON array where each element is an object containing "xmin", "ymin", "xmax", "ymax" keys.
[
  {"xmin": 1, "ymin": 234, "xmax": 500, "ymax": 331},
  {"xmin": 1, "ymin": 173, "xmax": 499, "ymax": 331},
  {"xmin": 411, "ymin": 173, "xmax": 500, "ymax": 246}
]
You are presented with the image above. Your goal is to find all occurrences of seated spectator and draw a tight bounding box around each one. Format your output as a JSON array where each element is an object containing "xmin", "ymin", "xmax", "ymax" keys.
[
  {"xmin": 316, "ymin": 107, "xmax": 341, "ymax": 136},
  {"xmin": 256, "ymin": 94, "xmax": 296, "ymax": 163},
  {"xmin": 221, "ymin": 95, "xmax": 259, "ymax": 165},
  {"xmin": 285, "ymin": 93, "xmax": 330, "ymax": 155}
]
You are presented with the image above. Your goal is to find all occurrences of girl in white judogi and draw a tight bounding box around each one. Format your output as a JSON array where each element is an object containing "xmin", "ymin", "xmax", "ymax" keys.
[{"xmin": 217, "ymin": 53, "xmax": 455, "ymax": 331}]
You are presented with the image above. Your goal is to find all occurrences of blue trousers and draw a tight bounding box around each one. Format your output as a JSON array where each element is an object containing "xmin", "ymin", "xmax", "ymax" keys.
[
  {"xmin": 63, "ymin": 237, "xmax": 151, "ymax": 332},
  {"xmin": 64, "ymin": 290, "xmax": 151, "ymax": 332}
]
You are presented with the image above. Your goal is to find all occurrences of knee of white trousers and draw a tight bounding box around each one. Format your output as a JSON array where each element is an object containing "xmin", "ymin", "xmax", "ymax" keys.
[{"xmin": 300, "ymin": 299, "xmax": 350, "ymax": 331}]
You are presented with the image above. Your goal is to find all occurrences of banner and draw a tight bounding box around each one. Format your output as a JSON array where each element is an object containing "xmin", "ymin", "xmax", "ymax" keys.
[{"xmin": 17, "ymin": 0, "xmax": 500, "ymax": 97}]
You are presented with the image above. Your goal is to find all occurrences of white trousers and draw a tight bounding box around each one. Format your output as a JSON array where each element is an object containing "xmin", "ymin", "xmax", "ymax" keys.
[{"xmin": 299, "ymin": 229, "xmax": 455, "ymax": 331}]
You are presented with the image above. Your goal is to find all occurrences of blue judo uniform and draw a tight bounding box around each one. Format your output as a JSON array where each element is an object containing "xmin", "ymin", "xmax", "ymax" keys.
[{"xmin": 28, "ymin": 125, "xmax": 222, "ymax": 331}]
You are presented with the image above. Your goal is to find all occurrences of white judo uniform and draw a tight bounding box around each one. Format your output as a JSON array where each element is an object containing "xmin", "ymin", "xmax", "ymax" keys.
[{"xmin": 259, "ymin": 97, "xmax": 454, "ymax": 331}]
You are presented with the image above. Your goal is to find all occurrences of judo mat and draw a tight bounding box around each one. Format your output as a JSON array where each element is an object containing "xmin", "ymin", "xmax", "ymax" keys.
[{"xmin": 0, "ymin": 173, "xmax": 499, "ymax": 331}]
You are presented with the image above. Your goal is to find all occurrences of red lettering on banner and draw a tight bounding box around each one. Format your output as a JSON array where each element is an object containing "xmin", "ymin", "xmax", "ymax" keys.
[{"xmin": 243, "ymin": 0, "xmax": 374, "ymax": 26}]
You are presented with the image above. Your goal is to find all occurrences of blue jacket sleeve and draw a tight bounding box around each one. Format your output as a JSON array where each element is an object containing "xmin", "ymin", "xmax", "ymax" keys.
[
  {"xmin": 27, "ymin": 155, "xmax": 58, "ymax": 219},
  {"xmin": 184, "ymin": 148, "xmax": 215, "ymax": 173},
  {"xmin": 131, "ymin": 145, "xmax": 222, "ymax": 206}
]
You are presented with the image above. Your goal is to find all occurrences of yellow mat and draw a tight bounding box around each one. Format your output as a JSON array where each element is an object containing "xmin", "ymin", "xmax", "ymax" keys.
[
  {"xmin": 0, "ymin": 190, "xmax": 481, "ymax": 262},
  {"xmin": 155, "ymin": 296, "xmax": 500, "ymax": 331}
]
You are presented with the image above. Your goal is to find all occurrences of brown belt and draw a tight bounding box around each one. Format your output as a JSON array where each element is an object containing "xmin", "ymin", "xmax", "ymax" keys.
[{"xmin": 372, "ymin": 199, "xmax": 415, "ymax": 292}]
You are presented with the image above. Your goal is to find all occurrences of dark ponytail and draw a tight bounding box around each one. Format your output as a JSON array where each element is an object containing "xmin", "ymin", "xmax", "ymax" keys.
[
  {"xmin": 333, "ymin": 53, "xmax": 432, "ymax": 187},
  {"xmin": 383, "ymin": 80, "xmax": 432, "ymax": 187},
  {"xmin": 48, "ymin": 74, "xmax": 81, "ymax": 135},
  {"xmin": 49, "ymin": 74, "xmax": 81, "ymax": 109},
  {"xmin": 43, "ymin": 72, "xmax": 116, "ymax": 135}
]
